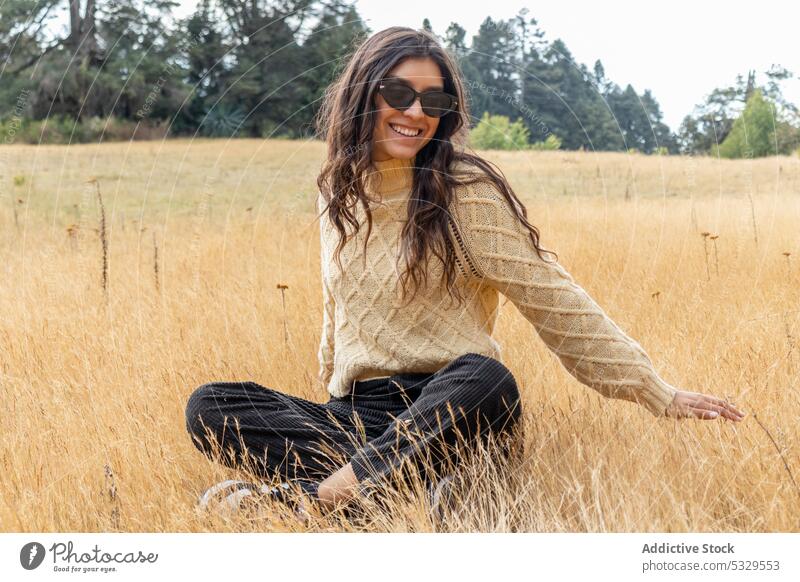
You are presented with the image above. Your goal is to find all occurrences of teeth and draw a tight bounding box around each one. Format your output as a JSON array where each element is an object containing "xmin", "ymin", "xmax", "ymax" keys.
[{"xmin": 390, "ymin": 123, "xmax": 421, "ymax": 137}]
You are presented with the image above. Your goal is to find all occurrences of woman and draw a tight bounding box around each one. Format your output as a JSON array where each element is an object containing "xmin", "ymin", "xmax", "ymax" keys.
[{"xmin": 185, "ymin": 27, "xmax": 745, "ymax": 520}]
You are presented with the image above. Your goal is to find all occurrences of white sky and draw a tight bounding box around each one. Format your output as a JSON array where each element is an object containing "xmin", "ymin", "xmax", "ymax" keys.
[{"xmin": 175, "ymin": 0, "xmax": 800, "ymax": 130}]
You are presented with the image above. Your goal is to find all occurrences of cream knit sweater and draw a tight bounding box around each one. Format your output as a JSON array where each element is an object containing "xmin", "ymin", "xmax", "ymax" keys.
[{"xmin": 316, "ymin": 156, "xmax": 678, "ymax": 417}]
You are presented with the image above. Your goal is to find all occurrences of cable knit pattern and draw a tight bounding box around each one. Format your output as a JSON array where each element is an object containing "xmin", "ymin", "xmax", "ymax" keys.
[{"xmin": 316, "ymin": 157, "xmax": 678, "ymax": 417}]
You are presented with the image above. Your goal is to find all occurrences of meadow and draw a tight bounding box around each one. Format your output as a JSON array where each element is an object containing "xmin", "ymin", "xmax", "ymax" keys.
[{"xmin": 1, "ymin": 138, "xmax": 798, "ymax": 532}]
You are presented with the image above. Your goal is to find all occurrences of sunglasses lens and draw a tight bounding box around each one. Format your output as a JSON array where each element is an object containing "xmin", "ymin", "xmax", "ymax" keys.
[
  {"xmin": 381, "ymin": 84, "xmax": 415, "ymax": 110},
  {"xmin": 421, "ymin": 93, "xmax": 455, "ymax": 118}
]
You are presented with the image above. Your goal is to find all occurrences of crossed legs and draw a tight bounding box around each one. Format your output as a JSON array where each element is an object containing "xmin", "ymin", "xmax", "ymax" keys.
[{"xmin": 185, "ymin": 353, "xmax": 522, "ymax": 511}]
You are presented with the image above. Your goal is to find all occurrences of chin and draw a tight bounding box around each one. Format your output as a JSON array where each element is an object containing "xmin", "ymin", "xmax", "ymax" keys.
[
  {"xmin": 388, "ymin": 151, "xmax": 416, "ymax": 160},
  {"xmin": 385, "ymin": 143, "xmax": 424, "ymax": 160}
]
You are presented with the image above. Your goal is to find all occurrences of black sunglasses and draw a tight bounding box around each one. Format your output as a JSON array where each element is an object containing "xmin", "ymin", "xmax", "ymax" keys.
[{"xmin": 377, "ymin": 80, "xmax": 458, "ymax": 118}]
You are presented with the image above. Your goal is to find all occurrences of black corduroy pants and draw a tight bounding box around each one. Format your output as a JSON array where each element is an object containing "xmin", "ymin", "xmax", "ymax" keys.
[{"xmin": 185, "ymin": 352, "xmax": 522, "ymax": 489}]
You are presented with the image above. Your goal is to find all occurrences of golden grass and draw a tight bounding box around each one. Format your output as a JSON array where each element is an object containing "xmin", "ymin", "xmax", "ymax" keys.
[{"xmin": 1, "ymin": 139, "xmax": 799, "ymax": 532}]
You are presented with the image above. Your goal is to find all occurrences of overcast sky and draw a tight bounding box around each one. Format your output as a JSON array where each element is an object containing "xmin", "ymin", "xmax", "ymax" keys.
[{"xmin": 176, "ymin": 0, "xmax": 799, "ymax": 130}]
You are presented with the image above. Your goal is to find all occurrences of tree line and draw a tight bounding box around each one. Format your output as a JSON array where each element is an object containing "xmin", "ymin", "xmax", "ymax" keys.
[{"xmin": 1, "ymin": 1, "xmax": 797, "ymax": 157}]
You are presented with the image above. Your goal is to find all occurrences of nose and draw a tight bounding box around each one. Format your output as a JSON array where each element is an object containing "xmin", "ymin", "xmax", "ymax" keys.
[{"xmin": 403, "ymin": 97, "xmax": 425, "ymax": 120}]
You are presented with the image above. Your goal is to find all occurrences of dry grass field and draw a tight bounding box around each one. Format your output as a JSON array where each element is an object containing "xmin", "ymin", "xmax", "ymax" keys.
[{"xmin": 1, "ymin": 138, "xmax": 799, "ymax": 532}]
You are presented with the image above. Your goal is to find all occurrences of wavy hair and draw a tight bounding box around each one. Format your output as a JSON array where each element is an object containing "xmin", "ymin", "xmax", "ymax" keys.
[{"xmin": 314, "ymin": 26, "xmax": 557, "ymax": 309}]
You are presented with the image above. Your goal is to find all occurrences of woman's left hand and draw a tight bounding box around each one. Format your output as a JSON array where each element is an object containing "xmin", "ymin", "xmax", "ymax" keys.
[{"xmin": 664, "ymin": 389, "xmax": 746, "ymax": 421}]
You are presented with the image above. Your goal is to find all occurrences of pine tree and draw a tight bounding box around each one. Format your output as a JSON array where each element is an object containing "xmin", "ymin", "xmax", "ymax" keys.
[{"xmin": 300, "ymin": 1, "xmax": 369, "ymax": 137}]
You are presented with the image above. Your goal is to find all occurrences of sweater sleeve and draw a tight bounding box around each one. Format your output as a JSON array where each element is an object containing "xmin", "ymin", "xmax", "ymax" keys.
[
  {"xmin": 317, "ymin": 196, "xmax": 335, "ymax": 390},
  {"xmin": 449, "ymin": 180, "xmax": 678, "ymax": 418}
]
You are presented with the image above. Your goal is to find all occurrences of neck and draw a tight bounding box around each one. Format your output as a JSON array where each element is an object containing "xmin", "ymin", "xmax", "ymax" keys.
[{"xmin": 365, "ymin": 156, "xmax": 414, "ymax": 197}]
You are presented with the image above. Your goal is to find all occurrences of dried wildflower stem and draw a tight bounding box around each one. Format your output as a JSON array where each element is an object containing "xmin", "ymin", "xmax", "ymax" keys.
[
  {"xmin": 748, "ymin": 192, "xmax": 758, "ymax": 247},
  {"xmin": 13, "ymin": 198, "xmax": 20, "ymax": 229},
  {"xmin": 104, "ymin": 463, "xmax": 120, "ymax": 529},
  {"xmin": 93, "ymin": 180, "xmax": 108, "ymax": 301},
  {"xmin": 153, "ymin": 230, "xmax": 160, "ymax": 293},
  {"xmin": 752, "ymin": 413, "xmax": 800, "ymax": 500},
  {"xmin": 783, "ymin": 310, "xmax": 795, "ymax": 375},
  {"xmin": 66, "ymin": 224, "xmax": 78, "ymax": 251},
  {"xmin": 783, "ymin": 252, "xmax": 791, "ymax": 284},
  {"xmin": 277, "ymin": 283, "xmax": 289, "ymax": 344},
  {"xmin": 701, "ymin": 232, "xmax": 711, "ymax": 281},
  {"xmin": 710, "ymin": 235, "xmax": 720, "ymax": 276}
]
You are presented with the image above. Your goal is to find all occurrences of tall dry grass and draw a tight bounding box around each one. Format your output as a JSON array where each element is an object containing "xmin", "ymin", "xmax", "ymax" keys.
[{"xmin": 1, "ymin": 139, "xmax": 798, "ymax": 532}]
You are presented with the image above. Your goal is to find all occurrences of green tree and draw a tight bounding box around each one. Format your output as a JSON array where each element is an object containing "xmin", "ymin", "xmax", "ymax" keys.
[
  {"xmin": 0, "ymin": 0, "xmax": 61, "ymax": 80},
  {"xmin": 444, "ymin": 20, "xmax": 482, "ymax": 122},
  {"xmin": 2, "ymin": 1, "xmax": 184, "ymax": 125},
  {"xmin": 470, "ymin": 111, "xmax": 530, "ymax": 150},
  {"xmin": 521, "ymin": 39, "xmax": 625, "ymax": 151},
  {"xmin": 444, "ymin": 22, "xmax": 468, "ymax": 55},
  {"xmin": 92, "ymin": 1, "xmax": 186, "ymax": 121},
  {"xmin": 530, "ymin": 133, "xmax": 561, "ymax": 150},
  {"xmin": 299, "ymin": 0, "xmax": 369, "ymax": 137},
  {"xmin": 606, "ymin": 84, "xmax": 677, "ymax": 153},
  {"xmin": 718, "ymin": 89, "xmax": 778, "ymax": 158},
  {"xmin": 177, "ymin": 0, "xmax": 229, "ymax": 134},
  {"xmin": 679, "ymin": 67, "xmax": 797, "ymax": 154},
  {"xmin": 0, "ymin": 1, "xmax": 74, "ymax": 118},
  {"xmin": 463, "ymin": 17, "xmax": 521, "ymax": 123},
  {"xmin": 216, "ymin": 0, "xmax": 317, "ymax": 137}
]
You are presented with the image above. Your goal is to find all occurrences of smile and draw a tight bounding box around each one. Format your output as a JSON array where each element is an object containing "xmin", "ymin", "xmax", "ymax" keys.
[{"xmin": 389, "ymin": 123, "xmax": 422, "ymax": 137}]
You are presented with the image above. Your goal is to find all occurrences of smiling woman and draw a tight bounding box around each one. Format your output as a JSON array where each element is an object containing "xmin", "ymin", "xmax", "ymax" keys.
[{"xmin": 184, "ymin": 26, "xmax": 745, "ymax": 523}]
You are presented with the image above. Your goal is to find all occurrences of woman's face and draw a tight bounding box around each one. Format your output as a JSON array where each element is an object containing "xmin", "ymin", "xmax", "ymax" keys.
[{"xmin": 371, "ymin": 57, "xmax": 445, "ymax": 162}]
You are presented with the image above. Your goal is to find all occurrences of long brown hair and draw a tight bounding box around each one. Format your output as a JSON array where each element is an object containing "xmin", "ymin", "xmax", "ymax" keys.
[{"xmin": 314, "ymin": 26, "xmax": 557, "ymax": 309}]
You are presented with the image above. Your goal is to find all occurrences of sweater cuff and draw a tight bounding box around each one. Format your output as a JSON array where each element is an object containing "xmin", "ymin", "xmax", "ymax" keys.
[{"xmin": 639, "ymin": 371, "xmax": 679, "ymax": 418}]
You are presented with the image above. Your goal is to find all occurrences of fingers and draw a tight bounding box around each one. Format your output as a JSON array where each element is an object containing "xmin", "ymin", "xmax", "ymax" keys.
[
  {"xmin": 723, "ymin": 399, "xmax": 746, "ymax": 420},
  {"xmin": 691, "ymin": 408, "xmax": 720, "ymax": 420},
  {"xmin": 666, "ymin": 391, "xmax": 746, "ymax": 421},
  {"xmin": 687, "ymin": 397, "xmax": 745, "ymax": 422},
  {"xmin": 695, "ymin": 396, "xmax": 746, "ymax": 422},
  {"xmin": 719, "ymin": 401, "xmax": 746, "ymax": 421}
]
